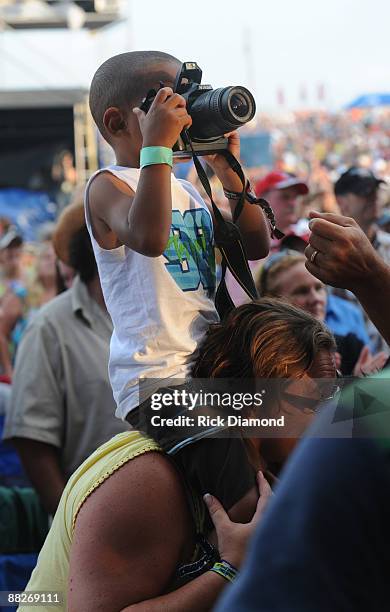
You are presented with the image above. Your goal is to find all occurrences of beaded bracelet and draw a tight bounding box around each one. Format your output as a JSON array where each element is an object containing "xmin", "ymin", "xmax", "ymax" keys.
[
  {"xmin": 223, "ymin": 180, "xmax": 284, "ymax": 239},
  {"xmin": 223, "ymin": 180, "xmax": 254, "ymax": 201},
  {"xmin": 210, "ymin": 559, "xmax": 238, "ymax": 583}
]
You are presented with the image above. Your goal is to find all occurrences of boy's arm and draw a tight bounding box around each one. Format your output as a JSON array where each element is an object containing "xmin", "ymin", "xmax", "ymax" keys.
[
  {"xmin": 205, "ymin": 131, "xmax": 270, "ymax": 261},
  {"xmin": 88, "ymin": 88, "xmax": 192, "ymax": 257},
  {"xmin": 88, "ymin": 165, "xmax": 172, "ymax": 257}
]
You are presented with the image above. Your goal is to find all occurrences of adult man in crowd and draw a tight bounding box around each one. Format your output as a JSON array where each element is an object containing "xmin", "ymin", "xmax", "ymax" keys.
[
  {"xmin": 334, "ymin": 168, "xmax": 390, "ymax": 351},
  {"xmin": 3, "ymin": 200, "xmax": 129, "ymax": 515},
  {"xmin": 334, "ymin": 167, "xmax": 390, "ymax": 263},
  {"xmin": 255, "ymin": 171, "xmax": 309, "ymax": 237}
]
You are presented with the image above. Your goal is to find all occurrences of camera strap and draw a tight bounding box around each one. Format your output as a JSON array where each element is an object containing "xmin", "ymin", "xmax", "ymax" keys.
[{"xmin": 183, "ymin": 131, "xmax": 284, "ymax": 319}]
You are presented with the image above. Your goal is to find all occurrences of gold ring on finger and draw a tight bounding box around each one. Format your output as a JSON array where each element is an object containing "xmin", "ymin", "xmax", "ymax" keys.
[{"xmin": 310, "ymin": 249, "xmax": 320, "ymax": 264}]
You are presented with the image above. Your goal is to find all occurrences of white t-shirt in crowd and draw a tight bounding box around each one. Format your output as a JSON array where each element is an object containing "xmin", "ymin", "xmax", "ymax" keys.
[{"xmin": 85, "ymin": 166, "xmax": 219, "ymax": 420}]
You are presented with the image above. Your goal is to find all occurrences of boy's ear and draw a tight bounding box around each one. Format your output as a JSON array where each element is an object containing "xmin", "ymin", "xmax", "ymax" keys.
[{"xmin": 103, "ymin": 107, "xmax": 127, "ymax": 136}]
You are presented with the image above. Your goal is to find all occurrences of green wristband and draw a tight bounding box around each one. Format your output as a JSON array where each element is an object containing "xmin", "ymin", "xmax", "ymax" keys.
[{"xmin": 140, "ymin": 146, "xmax": 173, "ymax": 169}]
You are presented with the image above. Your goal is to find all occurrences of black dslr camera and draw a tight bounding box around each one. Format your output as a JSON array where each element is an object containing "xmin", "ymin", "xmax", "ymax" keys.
[{"xmin": 140, "ymin": 62, "xmax": 256, "ymax": 157}]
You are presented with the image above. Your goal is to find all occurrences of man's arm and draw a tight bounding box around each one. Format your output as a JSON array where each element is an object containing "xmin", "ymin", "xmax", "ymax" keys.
[
  {"xmin": 355, "ymin": 269, "xmax": 390, "ymax": 346},
  {"xmin": 11, "ymin": 439, "xmax": 65, "ymax": 515},
  {"xmin": 88, "ymin": 88, "xmax": 192, "ymax": 257},
  {"xmin": 305, "ymin": 211, "xmax": 390, "ymax": 345},
  {"xmin": 204, "ymin": 132, "xmax": 270, "ymax": 260},
  {"xmin": 3, "ymin": 316, "xmax": 66, "ymax": 511}
]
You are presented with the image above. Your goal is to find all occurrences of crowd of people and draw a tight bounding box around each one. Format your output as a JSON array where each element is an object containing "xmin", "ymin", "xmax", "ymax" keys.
[
  {"xmin": 259, "ymin": 108, "xmax": 390, "ymax": 213},
  {"xmin": 0, "ymin": 49, "xmax": 389, "ymax": 611}
]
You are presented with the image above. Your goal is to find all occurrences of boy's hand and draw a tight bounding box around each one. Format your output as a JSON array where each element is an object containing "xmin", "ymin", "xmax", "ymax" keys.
[
  {"xmin": 204, "ymin": 131, "xmax": 243, "ymax": 192},
  {"xmin": 204, "ymin": 130, "xmax": 240, "ymax": 172},
  {"xmin": 133, "ymin": 87, "xmax": 192, "ymax": 149}
]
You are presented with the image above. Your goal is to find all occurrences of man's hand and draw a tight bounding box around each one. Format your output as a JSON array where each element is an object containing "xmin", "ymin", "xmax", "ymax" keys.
[
  {"xmin": 305, "ymin": 211, "xmax": 383, "ymax": 293},
  {"xmin": 133, "ymin": 88, "xmax": 192, "ymax": 149},
  {"xmin": 305, "ymin": 210, "xmax": 390, "ymax": 347},
  {"xmin": 204, "ymin": 471, "xmax": 272, "ymax": 568}
]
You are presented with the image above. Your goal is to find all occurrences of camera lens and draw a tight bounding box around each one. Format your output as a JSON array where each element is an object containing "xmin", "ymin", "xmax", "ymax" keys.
[
  {"xmin": 222, "ymin": 87, "xmax": 254, "ymax": 124},
  {"xmin": 229, "ymin": 93, "xmax": 250, "ymax": 118},
  {"xmin": 187, "ymin": 85, "xmax": 256, "ymax": 140}
]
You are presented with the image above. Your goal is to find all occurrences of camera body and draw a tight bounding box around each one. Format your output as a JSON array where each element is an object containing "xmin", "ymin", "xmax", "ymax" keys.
[{"xmin": 140, "ymin": 62, "xmax": 256, "ymax": 157}]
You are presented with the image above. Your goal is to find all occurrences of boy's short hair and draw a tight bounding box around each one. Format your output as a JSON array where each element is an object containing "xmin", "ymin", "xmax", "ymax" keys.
[{"xmin": 89, "ymin": 51, "xmax": 180, "ymax": 139}]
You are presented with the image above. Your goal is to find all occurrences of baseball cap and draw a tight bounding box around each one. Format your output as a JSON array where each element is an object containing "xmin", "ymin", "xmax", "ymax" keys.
[
  {"xmin": 255, "ymin": 171, "xmax": 309, "ymax": 198},
  {"xmin": 334, "ymin": 167, "xmax": 385, "ymax": 197}
]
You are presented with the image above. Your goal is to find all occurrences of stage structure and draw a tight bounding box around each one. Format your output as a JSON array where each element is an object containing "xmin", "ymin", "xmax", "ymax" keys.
[
  {"xmin": 0, "ymin": 0, "xmax": 123, "ymax": 31},
  {"xmin": 0, "ymin": 0, "xmax": 124, "ymax": 190},
  {"xmin": 0, "ymin": 88, "xmax": 98, "ymax": 189}
]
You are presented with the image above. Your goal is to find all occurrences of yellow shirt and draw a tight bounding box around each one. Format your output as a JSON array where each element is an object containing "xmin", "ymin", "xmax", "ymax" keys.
[{"xmin": 19, "ymin": 431, "xmax": 161, "ymax": 612}]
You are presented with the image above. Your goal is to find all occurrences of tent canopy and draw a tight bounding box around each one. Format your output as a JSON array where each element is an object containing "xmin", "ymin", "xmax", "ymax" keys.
[{"xmin": 345, "ymin": 93, "xmax": 390, "ymax": 109}]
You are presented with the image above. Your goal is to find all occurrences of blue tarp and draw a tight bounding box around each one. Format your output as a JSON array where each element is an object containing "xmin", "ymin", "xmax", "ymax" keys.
[
  {"xmin": 0, "ymin": 415, "xmax": 28, "ymax": 488},
  {"xmin": 345, "ymin": 93, "xmax": 390, "ymax": 109},
  {"xmin": 0, "ymin": 189, "xmax": 57, "ymax": 242},
  {"xmin": 0, "ymin": 554, "xmax": 38, "ymax": 612},
  {"xmin": 240, "ymin": 133, "xmax": 273, "ymax": 168}
]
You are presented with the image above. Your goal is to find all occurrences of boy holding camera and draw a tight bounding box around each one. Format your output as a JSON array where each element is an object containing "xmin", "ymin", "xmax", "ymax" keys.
[{"xmin": 85, "ymin": 50, "xmax": 270, "ymax": 526}]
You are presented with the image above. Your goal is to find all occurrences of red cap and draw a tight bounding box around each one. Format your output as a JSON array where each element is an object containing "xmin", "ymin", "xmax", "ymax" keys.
[{"xmin": 255, "ymin": 171, "xmax": 309, "ymax": 197}]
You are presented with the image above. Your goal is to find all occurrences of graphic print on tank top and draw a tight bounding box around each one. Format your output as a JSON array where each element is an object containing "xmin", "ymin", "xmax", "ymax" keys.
[{"xmin": 163, "ymin": 208, "xmax": 216, "ymax": 297}]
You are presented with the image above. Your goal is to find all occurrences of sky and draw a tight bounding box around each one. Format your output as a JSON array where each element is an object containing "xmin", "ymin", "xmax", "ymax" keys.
[{"xmin": 0, "ymin": 0, "xmax": 389, "ymax": 111}]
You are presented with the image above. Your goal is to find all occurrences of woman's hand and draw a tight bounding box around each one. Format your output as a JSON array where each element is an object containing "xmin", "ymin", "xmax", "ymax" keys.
[
  {"xmin": 204, "ymin": 471, "xmax": 272, "ymax": 568},
  {"xmin": 353, "ymin": 345, "xmax": 388, "ymax": 377}
]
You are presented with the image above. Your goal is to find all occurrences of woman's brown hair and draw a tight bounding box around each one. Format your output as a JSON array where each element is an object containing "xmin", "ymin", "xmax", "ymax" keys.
[{"xmin": 192, "ymin": 297, "xmax": 335, "ymax": 379}]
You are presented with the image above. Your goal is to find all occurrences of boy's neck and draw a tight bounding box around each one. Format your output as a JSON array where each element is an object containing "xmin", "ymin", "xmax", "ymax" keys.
[{"xmin": 114, "ymin": 147, "xmax": 139, "ymax": 169}]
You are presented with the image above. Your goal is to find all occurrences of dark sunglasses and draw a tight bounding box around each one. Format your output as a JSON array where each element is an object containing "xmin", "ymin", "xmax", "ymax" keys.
[{"xmin": 280, "ymin": 370, "xmax": 342, "ymax": 413}]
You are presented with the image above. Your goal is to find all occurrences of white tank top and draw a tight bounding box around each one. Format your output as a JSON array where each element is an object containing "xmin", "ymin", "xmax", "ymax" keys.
[{"xmin": 85, "ymin": 166, "xmax": 218, "ymax": 420}]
